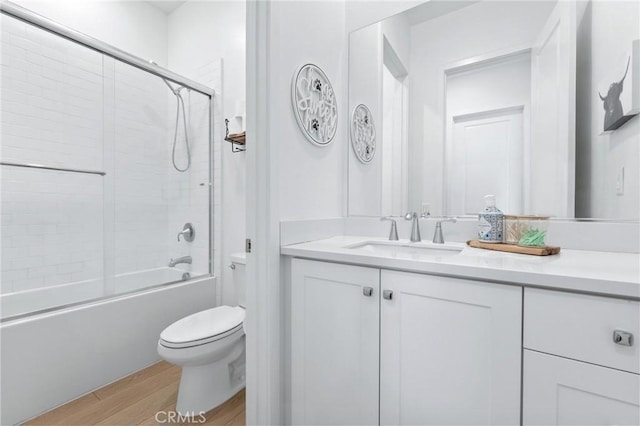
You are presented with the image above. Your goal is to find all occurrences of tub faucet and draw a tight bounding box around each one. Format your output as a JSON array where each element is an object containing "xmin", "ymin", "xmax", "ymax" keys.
[
  {"xmin": 433, "ymin": 217, "xmax": 457, "ymax": 244},
  {"xmin": 405, "ymin": 212, "xmax": 429, "ymax": 242},
  {"xmin": 169, "ymin": 256, "xmax": 192, "ymax": 267},
  {"xmin": 177, "ymin": 223, "xmax": 195, "ymax": 242}
]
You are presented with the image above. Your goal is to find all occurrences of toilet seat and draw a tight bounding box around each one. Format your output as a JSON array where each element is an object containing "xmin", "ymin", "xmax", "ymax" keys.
[{"xmin": 160, "ymin": 305, "xmax": 245, "ymax": 349}]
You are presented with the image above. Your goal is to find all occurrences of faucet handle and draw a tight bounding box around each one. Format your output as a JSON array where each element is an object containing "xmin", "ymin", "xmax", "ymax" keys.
[
  {"xmin": 432, "ymin": 217, "xmax": 457, "ymax": 244},
  {"xmin": 381, "ymin": 217, "xmax": 399, "ymax": 241},
  {"xmin": 177, "ymin": 223, "xmax": 195, "ymax": 242}
]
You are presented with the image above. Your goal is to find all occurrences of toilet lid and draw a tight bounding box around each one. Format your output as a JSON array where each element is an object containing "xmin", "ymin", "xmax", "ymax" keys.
[{"xmin": 160, "ymin": 306, "xmax": 245, "ymax": 345}]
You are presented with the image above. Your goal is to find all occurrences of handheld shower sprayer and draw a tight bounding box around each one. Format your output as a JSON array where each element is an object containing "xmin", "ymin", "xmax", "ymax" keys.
[{"xmin": 149, "ymin": 60, "xmax": 191, "ymax": 172}]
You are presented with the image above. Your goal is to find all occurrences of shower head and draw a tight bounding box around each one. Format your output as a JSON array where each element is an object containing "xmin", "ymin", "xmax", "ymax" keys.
[
  {"xmin": 149, "ymin": 60, "xmax": 182, "ymax": 96},
  {"xmin": 163, "ymin": 79, "xmax": 182, "ymax": 96}
]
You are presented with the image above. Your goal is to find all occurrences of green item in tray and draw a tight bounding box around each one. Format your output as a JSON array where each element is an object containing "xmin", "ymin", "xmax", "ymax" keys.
[{"xmin": 519, "ymin": 229, "xmax": 546, "ymax": 247}]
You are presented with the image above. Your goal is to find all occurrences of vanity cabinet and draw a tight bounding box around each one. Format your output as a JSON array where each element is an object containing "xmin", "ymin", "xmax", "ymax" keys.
[
  {"xmin": 380, "ymin": 270, "xmax": 522, "ymax": 425},
  {"xmin": 291, "ymin": 259, "xmax": 522, "ymax": 425},
  {"xmin": 523, "ymin": 288, "xmax": 640, "ymax": 425},
  {"xmin": 523, "ymin": 350, "xmax": 639, "ymax": 425},
  {"xmin": 291, "ymin": 259, "xmax": 380, "ymax": 425}
]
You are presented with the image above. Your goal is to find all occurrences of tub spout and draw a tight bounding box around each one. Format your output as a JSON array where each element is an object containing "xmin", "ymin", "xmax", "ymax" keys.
[{"xmin": 169, "ymin": 256, "xmax": 192, "ymax": 267}]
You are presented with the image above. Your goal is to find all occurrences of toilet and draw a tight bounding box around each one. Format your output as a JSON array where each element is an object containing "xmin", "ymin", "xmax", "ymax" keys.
[{"xmin": 158, "ymin": 253, "xmax": 247, "ymax": 414}]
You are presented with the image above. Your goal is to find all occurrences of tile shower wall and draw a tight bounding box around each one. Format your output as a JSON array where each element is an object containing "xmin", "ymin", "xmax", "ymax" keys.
[
  {"xmin": 1, "ymin": 15, "xmax": 104, "ymax": 297},
  {"xmin": 0, "ymin": 14, "xmax": 213, "ymax": 315},
  {"xmin": 167, "ymin": 0, "xmax": 244, "ymax": 306},
  {"xmin": 112, "ymin": 60, "xmax": 170, "ymax": 277},
  {"xmin": 166, "ymin": 60, "xmax": 221, "ymax": 280},
  {"xmin": 0, "ymin": 169, "xmax": 103, "ymax": 295}
]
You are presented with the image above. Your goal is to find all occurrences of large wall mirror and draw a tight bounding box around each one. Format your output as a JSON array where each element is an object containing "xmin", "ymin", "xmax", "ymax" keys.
[{"xmin": 348, "ymin": 0, "xmax": 639, "ymax": 220}]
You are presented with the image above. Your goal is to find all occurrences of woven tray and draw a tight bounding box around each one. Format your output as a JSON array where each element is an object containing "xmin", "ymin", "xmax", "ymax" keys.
[{"xmin": 467, "ymin": 240, "xmax": 560, "ymax": 256}]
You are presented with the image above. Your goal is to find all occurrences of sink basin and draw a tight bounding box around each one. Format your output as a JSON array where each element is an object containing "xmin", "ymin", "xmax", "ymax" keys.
[{"xmin": 345, "ymin": 241, "xmax": 463, "ymax": 259}]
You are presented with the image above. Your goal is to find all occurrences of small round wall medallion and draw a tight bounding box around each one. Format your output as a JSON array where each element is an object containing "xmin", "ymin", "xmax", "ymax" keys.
[
  {"xmin": 350, "ymin": 104, "xmax": 376, "ymax": 163},
  {"xmin": 291, "ymin": 64, "xmax": 338, "ymax": 146}
]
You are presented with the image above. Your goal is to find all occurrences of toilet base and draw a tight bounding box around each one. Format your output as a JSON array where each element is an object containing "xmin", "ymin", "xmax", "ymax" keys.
[
  {"xmin": 176, "ymin": 366, "xmax": 245, "ymax": 415},
  {"xmin": 175, "ymin": 341, "xmax": 246, "ymax": 415}
]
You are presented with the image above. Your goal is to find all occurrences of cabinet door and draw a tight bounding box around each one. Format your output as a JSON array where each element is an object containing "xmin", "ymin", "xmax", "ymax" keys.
[
  {"xmin": 291, "ymin": 259, "xmax": 379, "ymax": 425},
  {"xmin": 523, "ymin": 350, "xmax": 640, "ymax": 425},
  {"xmin": 380, "ymin": 270, "xmax": 522, "ymax": 425}
]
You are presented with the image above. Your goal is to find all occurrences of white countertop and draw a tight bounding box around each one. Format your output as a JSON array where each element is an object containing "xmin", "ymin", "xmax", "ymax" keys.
[{"xmin": 281, "ymin": 236, "xmax": 640, "ymax": 299}]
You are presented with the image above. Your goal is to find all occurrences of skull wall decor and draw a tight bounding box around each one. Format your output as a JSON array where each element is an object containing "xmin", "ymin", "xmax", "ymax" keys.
[{"xmin": 599, "ymin": 56, "xmax": 633, "ymax": 131}]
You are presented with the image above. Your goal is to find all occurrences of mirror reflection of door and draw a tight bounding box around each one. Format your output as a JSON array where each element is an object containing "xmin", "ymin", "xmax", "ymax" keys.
[
  {"xmin": 381, "ymin": 37, "xmax": 409, "ymax": 217},
  {"xmin": 445, "ymin": 52, "xmax": 530, "ymax": 216},
  {"xmin": 449, "ymin": 107, "xmax": 525, "ymax": 215},
  {"xmin": 443, "ymin": 0, "xmax": 576, "ymax": 218}
]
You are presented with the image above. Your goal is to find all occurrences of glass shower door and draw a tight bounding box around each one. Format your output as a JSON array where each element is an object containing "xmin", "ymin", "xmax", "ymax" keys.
[
  {"xmin": 106, "ymin": 58, "xmax": 212, "ymax": 296},
  {"xmin": 0, "ymin": 12, "xmax": 213, "ymax": 320},
  {"xmin": 0, "ymin": 14, "xmax": 105, "ymax": 318}
]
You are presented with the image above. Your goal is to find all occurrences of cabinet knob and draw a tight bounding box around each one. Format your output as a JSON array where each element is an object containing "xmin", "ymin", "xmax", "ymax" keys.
[
  {"xmin": 613, "ymin": 330, "xmax": 633, "ymax": 346},
  {"xmin": 383, "ymin": 289, "xmax": 393, "ymax": 300},
  {"xmin": 362, "ymin": 287, "xmax": 373, "ymax": 297}
]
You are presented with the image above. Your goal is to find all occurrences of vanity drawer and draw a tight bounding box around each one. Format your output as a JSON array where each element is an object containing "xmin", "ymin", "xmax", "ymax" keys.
[{"xmin": 524, "ymin": 288, "xmax": 639, "ymax": 373}]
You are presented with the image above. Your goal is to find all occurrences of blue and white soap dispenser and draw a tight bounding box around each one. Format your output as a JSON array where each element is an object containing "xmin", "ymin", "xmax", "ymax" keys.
[{"xmin": 478, "ymin": 194, "xmax": 503, "ymax": 243}]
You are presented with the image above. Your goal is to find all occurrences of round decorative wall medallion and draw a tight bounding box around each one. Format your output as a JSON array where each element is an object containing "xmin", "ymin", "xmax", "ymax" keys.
[
  {"xmin": 350, "ymin": 104, "xmax": 376, "ymax": 163},
  {"xmin": 291, "ymin": 64, "xmax": 338, "ymax": 146}
]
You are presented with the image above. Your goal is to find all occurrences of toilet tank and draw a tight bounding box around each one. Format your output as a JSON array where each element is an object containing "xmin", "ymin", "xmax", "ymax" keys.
[{"xmin": 230, "ymin": 253, "xmax": 246, "ymax": 308}]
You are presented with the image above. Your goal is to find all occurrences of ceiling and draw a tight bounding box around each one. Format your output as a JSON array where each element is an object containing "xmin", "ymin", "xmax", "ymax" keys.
[
  {"xmin": 146, "ymin": 1, "xmax": 187, "ymax": 15},
  {"xmin": 405, "ymin": 1, "xmax": 479, "ymax": 26}
]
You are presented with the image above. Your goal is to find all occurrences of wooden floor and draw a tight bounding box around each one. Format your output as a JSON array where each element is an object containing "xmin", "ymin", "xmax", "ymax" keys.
[{"xmin": 26, "ymin": 362, "xmax": 245, "ymax": 426}]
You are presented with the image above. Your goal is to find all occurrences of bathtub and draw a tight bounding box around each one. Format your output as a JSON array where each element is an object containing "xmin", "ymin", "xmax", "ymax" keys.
[
  {"xmin": 0, "ymin": 267, "xmax": 199, "ymax": 320},
  {"xmin": 0, "ymin": 274, "xmax": 216, "ymax": 425}
]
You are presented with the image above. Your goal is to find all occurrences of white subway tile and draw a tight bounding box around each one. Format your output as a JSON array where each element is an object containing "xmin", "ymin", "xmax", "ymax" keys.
[
  {"xmin": 57, "ymin": 262, "xmax": 84, "ymax": 274},
  {"xmin": 28, "ymin": 265, "xmax": 58, "ymax": 278},
  {"xmin": 11, "ymin": 256, "xmax": 43, "ymax": 269}
]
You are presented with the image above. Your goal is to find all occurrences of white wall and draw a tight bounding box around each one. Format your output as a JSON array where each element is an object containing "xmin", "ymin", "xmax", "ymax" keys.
[
  {"xmin": 409, "ymin": 0, "xmax": 554, "ymax": 216},
  {"xmin": 13, "ymin": 0, "xmax": 168, "ymax": 66},
  {"xmin": 167, "ymin": 0, "xmax": 246, "ymax": 305},
  {"xmin": 254, "ymin": 2, "xmax": 347, "ymax": 423},
  {"xmin": 576, "ymin": 0, "xmax": 640, "ymax": 219},
  {"xmin": 270, "ymin": 1, "xmax": 346, "ymax": 221},
  {"xmin": 446, "ymin": 56, "xmax": 531, "ymax": 127}
]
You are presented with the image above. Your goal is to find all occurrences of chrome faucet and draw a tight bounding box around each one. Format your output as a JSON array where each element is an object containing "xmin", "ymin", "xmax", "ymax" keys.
[
  {"xmin": 380, "ymin": 217, "xmax": 399, "ymax": 241},
  {"xmin": 433, "ymin": 217, "xmax": 457, "ymax": 244},
  {"xmin": 405, "ymin": 212, "xmax": 429, "ymax": 242},
  {"xmin": 169, "ymin": 256, "xmax": 192, "ymax": 267}
]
